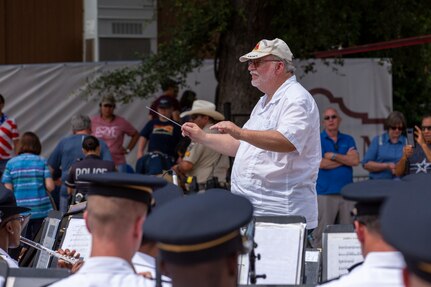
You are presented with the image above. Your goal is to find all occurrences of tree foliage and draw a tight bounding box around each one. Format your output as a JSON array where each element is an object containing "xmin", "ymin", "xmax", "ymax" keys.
[
  {"xmin": 275, "ymin": 0, "xmax": 431, "ymax": 124},
  {"xmin": 83, "ymin": 0, "xmax": 431, "ymax": 125},
  {"xmin": 81, "ymin": 0, "xmax": 232, "ymax": 103}
]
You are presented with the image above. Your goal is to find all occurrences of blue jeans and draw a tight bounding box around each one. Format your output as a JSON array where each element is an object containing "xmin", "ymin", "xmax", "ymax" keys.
[
  {"xmin": 117, "ymin": 163, "xmax": 134, "ymax": 173},
  {"xmin": 59, "ymin": 185, "xmax": 70, "ymax": 213}
]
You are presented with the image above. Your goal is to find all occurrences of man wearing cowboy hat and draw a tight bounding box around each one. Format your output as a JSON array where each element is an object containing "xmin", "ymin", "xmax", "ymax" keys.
[
  {"xmin": 173, "ymin": 100, "xmax": 230, "ymax": 191},
  {"xmin": 182, "ymin": 39, "xmax": 321, "ymax": 229}
]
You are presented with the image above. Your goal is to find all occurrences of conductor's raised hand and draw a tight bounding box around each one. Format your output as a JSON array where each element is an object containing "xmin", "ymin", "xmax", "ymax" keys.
[
  {"xmin": 182, "ymin": 122, "xmax": 207, "ymax": 143},
  {"xmin": 210, "ymin": 121, "xmax": 242, "ymax": 139}
]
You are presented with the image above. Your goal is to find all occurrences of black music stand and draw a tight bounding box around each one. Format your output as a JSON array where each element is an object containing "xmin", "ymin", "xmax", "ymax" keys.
[
  {"xmin": 19, "ymin": 211, "xmax": 63, "ymax": 268},
  {"xmin": 239, "ymin": 216, "xmax": 307, "ymax": 285},
  {"xmin": 0, "ymin": 261, "xmax": 8, "ymax": 287},
  {"xmin": 6, "ymin": 267, "xmax": 69, "ymax": 287}
]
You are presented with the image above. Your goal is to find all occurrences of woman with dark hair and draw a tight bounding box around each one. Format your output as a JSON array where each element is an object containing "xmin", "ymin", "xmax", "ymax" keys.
[
  {"xmin": 1, "ymin": 132, "xmax": 54, "ymax": 239},
  {"xmin": 362, "ymin": 111, "xmax": 407, "ymax": 179}
]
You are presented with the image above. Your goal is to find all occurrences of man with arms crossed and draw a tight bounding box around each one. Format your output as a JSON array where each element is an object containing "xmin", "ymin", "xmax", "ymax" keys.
[
  {"xmin": 312, "ymin": 108, "xmax": 359, "ymax": 248},
  {"xmin": 182, "ymin": 38, "xmax": 321, "ymax": 229}
]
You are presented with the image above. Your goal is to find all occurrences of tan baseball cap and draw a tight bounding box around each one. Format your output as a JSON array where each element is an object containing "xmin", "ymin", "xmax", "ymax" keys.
[{"xmin": 239, "ymin": 38, "xmax": 293, "ymax": 62}]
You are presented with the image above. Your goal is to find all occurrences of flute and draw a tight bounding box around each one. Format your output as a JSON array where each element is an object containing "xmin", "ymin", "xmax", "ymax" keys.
[{"xmin": 20, "ymin": 236, "xmax": 80, "ymax": 265}]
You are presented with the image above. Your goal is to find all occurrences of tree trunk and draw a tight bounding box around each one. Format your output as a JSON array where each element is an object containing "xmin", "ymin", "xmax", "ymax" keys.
[{"xmin": 216, "ymin": 0, "xmax": 277, "ymax": 125}]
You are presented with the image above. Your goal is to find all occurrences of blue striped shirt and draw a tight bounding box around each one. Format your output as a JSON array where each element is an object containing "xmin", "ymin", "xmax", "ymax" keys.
[{"xmin": 2, "ymin": 153, "xmax": 53, "ymax": 218}]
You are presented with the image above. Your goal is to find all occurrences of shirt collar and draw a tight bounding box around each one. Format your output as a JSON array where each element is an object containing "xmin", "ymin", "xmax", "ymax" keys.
[
  {"xmin": 260, "ymin": 75, "xmax": 297, "ymax": 109},
  {"xmin": 383, "ymin": 132, "xmax": 404, "ymax": 144},
  {"xmin": 85, "ymin": 154, "xmax": 102, "ymax": 160},
  {"xmin": 322, "ymin": 129, "xmax": 340, "ymax": 140},
  {"xmin": 364, "ymin": 251, "xmax": 405, "ymax": 269},
  {"xmin": 77, "ymin": 257, "xmax": 136, "ymax": 274},
  {"xmin": 0, "ymin": 247, "xmax": 19, "ymax": 268}
]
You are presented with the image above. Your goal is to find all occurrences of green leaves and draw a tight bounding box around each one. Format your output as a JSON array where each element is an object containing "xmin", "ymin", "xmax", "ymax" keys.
[{"xmin": 80, "ymin": 0, "xmax": 232, "ymax": 104}]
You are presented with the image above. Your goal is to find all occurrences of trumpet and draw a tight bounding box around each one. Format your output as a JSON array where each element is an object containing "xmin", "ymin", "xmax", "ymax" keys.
[{"xmin": 20, "ymin": 236, "xmax": 80, "ymax": 265}]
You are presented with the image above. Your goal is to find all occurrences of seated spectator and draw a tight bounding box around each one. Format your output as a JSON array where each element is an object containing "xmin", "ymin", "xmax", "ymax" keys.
[
  {"xmin": 2, "ymin": 132, "xmax": 54, "ymax": 239},
  {"xmin": 395, "ymin": 114, "xmax": 431, "ymax": 176},
  {"xmin": 363, "ymin": 111, "xmax": 407, "ymax": 179},
  {"xmin": 136, "ymin": 98, "xmax": 182, "ymax": 175}
]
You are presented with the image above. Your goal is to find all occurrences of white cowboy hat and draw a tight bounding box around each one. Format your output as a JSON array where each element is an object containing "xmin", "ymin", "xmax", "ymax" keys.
[{"xmin": 180, "ymin": 100, "xmax": 225, "ymax": 121}]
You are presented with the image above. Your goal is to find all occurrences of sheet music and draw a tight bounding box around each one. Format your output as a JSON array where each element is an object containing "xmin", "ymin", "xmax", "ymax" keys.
[
  {"xmin": 254, "ymin": 222, "xmax": 306, "ymax": 285},
  {"xmin": 60, "ymin": 218, "xmax": 92, "ymax": 260},
  {"xmin": 326, "ymin": 232, "xmax": 363, "ymax": 280},
  {"xmin": 237, "ymin": 253, "xmax": 250, "ymax": 284},
  {"xmin": 305, "ymin": 250, "xmax": 320, "ymax": 262}
]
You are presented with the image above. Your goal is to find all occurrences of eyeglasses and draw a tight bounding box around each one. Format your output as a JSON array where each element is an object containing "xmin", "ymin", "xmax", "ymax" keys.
[
  {"xmin": 1, "ymin": 214, "xmax": 30, "ymax": 230},
  {"xmin": 390, "ymin": 126, "xmax": 403, "ymax": 131},
  {"xmin": 102, "ymin": 104, "xmax": 114, "ymax": 108},
  {"xmin": 247, "ymin": 59, "xmax": 281, "ymax": 68},
  {"xmin": 14, "ymin": 215, "xmax": 29, "ymax": 225},
  {"xmin": 421, "ymin": 126, "xmax": 431, "ymax": 131},
  {"xmin": 324, "ymin": 115, "xmax": 338, "ymax": 121}
]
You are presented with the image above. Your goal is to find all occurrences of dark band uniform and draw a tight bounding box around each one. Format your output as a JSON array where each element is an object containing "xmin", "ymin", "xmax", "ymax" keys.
[
  {"xmin": 144, "ymin": 189, "xmax": 253, "ymax": 266},
  {"xmin": 50, "ymin": 173, "xmax": 166, "ymax": 287},
  {"xmin": 381, "ymin": 173, "xmax": 431, "ymax": 286},
  {"xmin": 320, "ymin": 180, "xmax": 406, "ymax": 287}
]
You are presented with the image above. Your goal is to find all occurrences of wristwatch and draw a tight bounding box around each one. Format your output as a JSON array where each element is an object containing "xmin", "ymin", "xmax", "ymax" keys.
[{"xmin": 331, "ymin": 153, "xmax": 337, "ymax": 160}]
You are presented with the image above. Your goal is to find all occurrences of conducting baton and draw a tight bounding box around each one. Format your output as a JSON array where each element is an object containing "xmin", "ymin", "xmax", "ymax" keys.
[
  {"xmin": 145, "ymin": 106, "xmax": 182, "ymax": 128},
  {"xmin": 20, "ymin": 236, "xmax": 80, "ymax": 265}
]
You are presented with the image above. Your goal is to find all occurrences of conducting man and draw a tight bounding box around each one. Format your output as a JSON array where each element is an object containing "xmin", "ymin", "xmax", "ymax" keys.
[{"xmin": 182, "ymin": 38, "xmax": 320, "ymax": 229}]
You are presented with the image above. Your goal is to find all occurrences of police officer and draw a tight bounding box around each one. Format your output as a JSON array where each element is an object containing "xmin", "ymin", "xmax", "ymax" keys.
[
  {"xmin": 66, "ymin": 135, "xmax": 116, "ymax": 203},
  {"xmin": 320, "ymin": 180, "xmax": 406, "ymax": 287},
  {"xmin": 50, "ymin": 173, "xmax": 166, "ymax": 287},
  {"xmin": 381, "ymin": 173, "xmax": 431, "ymax": 287},
  {"xmin": 144, "ymin": 190, "xmax": 253, "ymax": 287},
  {"xmin": 0, "ymin": 187, "xmax": 30, "ymax": 267}
]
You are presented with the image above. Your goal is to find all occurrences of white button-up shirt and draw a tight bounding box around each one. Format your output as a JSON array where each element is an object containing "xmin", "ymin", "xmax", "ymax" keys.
[
  {"xmin": 320, "ymin": 251, "xmax": 405, "ymax": 287},
  {"xmin": 0, "ymin": 247, "xmax": 19, "ymax": 268},
  {"xmin": 231, "ymin": 75, "xmax": 321, "ymax": 228},
  {"xmin": 50, "ymin": 256, "xmax": 152, "ymax": 287}
]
